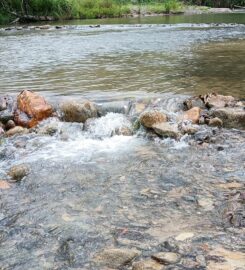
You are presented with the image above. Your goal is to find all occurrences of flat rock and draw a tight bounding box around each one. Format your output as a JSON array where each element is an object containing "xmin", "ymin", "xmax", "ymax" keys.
[
  {"xmin": 132, "ymin": 259, "xmax": 164, "ymax": 270},
  {"xmin": 0, "ymin": 180, "xmax": 11, "ymax": 190},
  {"xmin": 6, "ymin": 126, "xmax": 28, "ymax": 137},
  {"xmin": 201, "ymin": 93, "xmax": 236, "ymax": 108},
  {"xmin": 175, "ymin": 232, "xmax": 194, "ymax": 241},
  {"xmin": 152, "ymin": 122, "xmax": 179, "ymax": 138},
  {"xmin": 93, "ymin": 248, "xmax": 140, "ymax": 269},
  {"xmin": 140, "ymin": 110, "xmax": 167, "ymax": 128},
  {"xmin": 152, "ymin": 252, "xmax": 181, "ymax": 264}
]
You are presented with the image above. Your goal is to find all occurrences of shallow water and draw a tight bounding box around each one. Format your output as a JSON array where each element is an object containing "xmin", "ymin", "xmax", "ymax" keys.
[{"xmin": 0, "ymin": 14, "xmax": 245, "ymax": 270}]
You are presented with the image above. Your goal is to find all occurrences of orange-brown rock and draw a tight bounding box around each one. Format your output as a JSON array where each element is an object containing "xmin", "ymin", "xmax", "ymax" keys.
[
  {"xmin": 14, "ymin": 90, "xmax": 53, "ymax": 128},
  {"xmin": 183, "ymin": 107, "xmax": 201, "ymax": 124}
]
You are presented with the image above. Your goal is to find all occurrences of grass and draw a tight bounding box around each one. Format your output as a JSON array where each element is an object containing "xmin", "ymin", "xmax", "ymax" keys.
[{"xmin": 0, "ymin": 0, "xmax": 183, "ymax": 24}]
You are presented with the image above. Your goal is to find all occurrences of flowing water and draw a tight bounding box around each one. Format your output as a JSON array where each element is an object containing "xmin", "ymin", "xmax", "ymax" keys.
[{"xmin": 0, "ymin": 14, "xmax": 245, "ymax": 269}]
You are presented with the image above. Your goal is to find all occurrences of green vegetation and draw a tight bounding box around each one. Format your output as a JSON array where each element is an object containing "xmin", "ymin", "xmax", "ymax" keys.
[
  {"xmin": 0, "ymin": 0, "xmax": 183, "ymax": 24},
  {"xmin": 0, "ymin": 0, "xmax": 245, "ymax": 24}
]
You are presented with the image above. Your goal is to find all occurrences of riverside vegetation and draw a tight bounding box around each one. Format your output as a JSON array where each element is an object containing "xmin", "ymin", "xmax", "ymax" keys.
[{"xmin": 1, "ymin": 0, "xmax": 245, "ymax": 24}]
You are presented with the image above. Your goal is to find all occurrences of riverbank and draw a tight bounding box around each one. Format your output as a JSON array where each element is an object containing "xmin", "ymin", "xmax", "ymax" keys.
[{"xmin": 0, "ymin": 2, "xmax": 237, "ymax": 26}]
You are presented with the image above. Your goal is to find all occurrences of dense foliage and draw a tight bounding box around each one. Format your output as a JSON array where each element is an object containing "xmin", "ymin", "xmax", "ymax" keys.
[{"xmin": 0, "ymin": 0, "xmax": 244, "ymax": 24}]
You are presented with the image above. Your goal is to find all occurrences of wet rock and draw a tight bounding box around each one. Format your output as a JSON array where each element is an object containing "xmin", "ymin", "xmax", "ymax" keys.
[
  {"xmin": 6, "ymin": 126, "xmax": 28, "ymax": 137},
  {"xmin": 152, "ymin": 122, "xmax": 180, "ymax": 139},
  {"xmin": 152, "ymin": 252, "xmax": 181, "ymax": 264},
  {"xmin": 5, "ymin": 120, "xmax": 16, "ymax": 130},
  {"xmin": 208, "ymin": 117, "xmax": 223, "ymax": 127},
  {"xmin": 0, "ymin": 97, "xmax": 7, "ymax": 111},
  {"xmin": 132, "ymin": 259, "xmax": 164, "ymax": 270},
  {"xmin": 175, "ymin": 232, "xmax": 194, "ymax": 241},
  {"xmin": 182, "ymin": 107, "xmax": 202, "ymax": 124},
  {"xmin": 98, "ymin": 101, "xmax": 129, "ymax": 116},
  {"xmin": 178, "ymin": 121, "xmax": 198, "ymax": 135},
  {"xmin": 93, "ymin": 248, "xmax": 140, "ymax": 268},
  {"xmin": 194, "ymin": 129, "xmax": 214, "ymax": 144},
  {"xmin": 183, "ymin": 96, "xmax": 205, "ymax": 110},
  {"xmin": 0, "ymin": 180, "xmax": 11, "ymax": 190},
  {"xmin": 210, "ymin": 107, "xmax": 245, "ymax": 129},
  {"xmin": 201, "ymin": 93, "xmax": 236, "ymax": 109},
  {"xmin": 0, "ymin": 96, "xmax": 15, "ymax": 123},
  {"xmin": 39, "ymin": 25, "xmax": 50, "ymax": 29},
  {"xmin": 8, "ymin": 164, "xmax": 29, "ymax": 181},
  {"xmin": 114, "ymin": 126, "xmax": 133, "ymax": 136},
  {"xmin": 14, "ymin": 90, "xmax": 53, "ymax": 128},
  {"xmin": 139, "ymin": 110, "xmax": 167, "ymax": 129},
  {"xmin": 60, "ymin": 100, "xmax": 98, "ymax": 123},
  {"xmin": 0, "ymin": 126, "xmax": 5, "ymax": 136}
]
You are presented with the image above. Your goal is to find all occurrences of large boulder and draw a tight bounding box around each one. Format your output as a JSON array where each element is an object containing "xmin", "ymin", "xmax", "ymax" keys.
[
  {"xmin": 139, "ymin": 110, "xmax": 167, "ymax": 129},
  {"xmin": 14, "ymin": 90, "xmax": 53, "ymax": 128},
  {"xmin": 60, "ymin": 100, "xmax": 98, "ymax": 123},
  {"xmin": 210, "ymin": 107, "xmax": 245, "ymax": 130},
  {"xmin": 201, "ymin": 93, "xmax": 236, "ymax": 109},
  {"xmin": 152, "ymin": 122, "xmax": 180, "ymax": 139}
]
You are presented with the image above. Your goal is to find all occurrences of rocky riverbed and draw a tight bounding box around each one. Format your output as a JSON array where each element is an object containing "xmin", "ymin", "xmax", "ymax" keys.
[{"xmin": 0, "ymin": 90, "xmax": 244, "ymax": 269}]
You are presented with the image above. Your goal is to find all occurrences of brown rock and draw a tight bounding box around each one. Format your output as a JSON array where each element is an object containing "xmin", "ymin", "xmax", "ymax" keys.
[
  {"xmin": 61, "ymin": 100, "xmax": 98, "ymax": 123},
  {"xmin": 183, "ymin": 96, "xmax": 205, "ymax": 110},
  {"xmin": 139, "ymin": 110, "xmax": 167, "ymax": 128},
  {"xmin": 8, "ymin": 164, "xmax": 29, "ymax": 181},
  {"xmin": 132, "ymin": 259, "xmax": 164, "ymax": 270},
  {"xmin": 152, "ymin": 252, "xmax": 181, "ymax": 265},
  {"xmin": 201, "ymin": 93, "xmax": 235, "ymax": 109},
  {"xmin": 208, "ymin": 117, "xmax": 223, "ymax": 127},
  {"xmin": 152, "ymin": 122, "xmax": 179, "ymax": 139},
  {"xmin": 14, "ymin": 90, "xmax": 53, "ymax": 128},
  {"xmin": 182, "ymin": 107, "xmax": 201, "ymax": 124},
  {"xmin": 6, "ymin": 126, "xmax": 28, "ymax": 137},
  {"xmin": 0, "ymin": 126, "xmax": 5, "ymax": 136},
  {"xmin": 93, "ymin": 248, "xmax": 140, "ymax": 269},
  {"xmin": 5, "ymin": 120, "xmax": 16, "ymax": 130},
  {"xmin": 210, "ymin": 107, "xmax": 245, "ymax": 129}
]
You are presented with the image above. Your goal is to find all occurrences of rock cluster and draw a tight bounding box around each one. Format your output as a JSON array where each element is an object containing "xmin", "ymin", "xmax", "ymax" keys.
[{"xmin": 0, "ymin": 91, "xmax": 244, "ymax": 142}]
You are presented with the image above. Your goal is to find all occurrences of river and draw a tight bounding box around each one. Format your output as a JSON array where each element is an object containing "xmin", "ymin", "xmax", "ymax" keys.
[{"xmin": 0, "ymin": 13, "xmax": 244, "ymax": 270}]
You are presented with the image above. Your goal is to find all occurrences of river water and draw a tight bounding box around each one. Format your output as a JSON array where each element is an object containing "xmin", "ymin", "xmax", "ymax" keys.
[{"xmin": 0, "ymin": 14, "xmax": 245, "ymax": 270}]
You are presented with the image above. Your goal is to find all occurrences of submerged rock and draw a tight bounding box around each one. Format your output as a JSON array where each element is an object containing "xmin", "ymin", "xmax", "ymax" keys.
[
  {"xmin": 152, "ymin": 252, "xmax": 181, "ymax": 264},
  {"xmin": 60, "ymin": 100, "xmax": 98, "ymax": 123},
  {"xmin": 8, "ymin": 164, "xmax": 29, "ymax": 181},
  {"xmin": 132, "ymin": 259, "xmax": 164, "ymax": 270},
  {"xmin": 152, "ymin": 122, "xmax": 180, "ymax": 139},
  {"xmin": 14, "ymin": 90, "xmax": 53, "ymax": 128},
  {"xmin": 0, "ymin": 180, "xmax": 11, "ymax": 190},
  {"xmin": 139, "ymin": 110, "xmax": 167, "ymax": 129},
  {"xmin": 6, "ymin": 126, "xmax": 28, "ymax": 137},
  {"xmin": 93, "ymin": 248, "xmax": 140, "ymax": 268}
]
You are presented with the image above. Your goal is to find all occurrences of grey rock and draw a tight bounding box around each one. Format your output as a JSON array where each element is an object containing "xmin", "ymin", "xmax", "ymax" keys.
[
  {"xmin": 60, "ymin": 100, "xmax": 98, "ymax": 123},
  {"xmin": 152, "ymin": 122, "xmax": 180, "ymax": 139}
]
